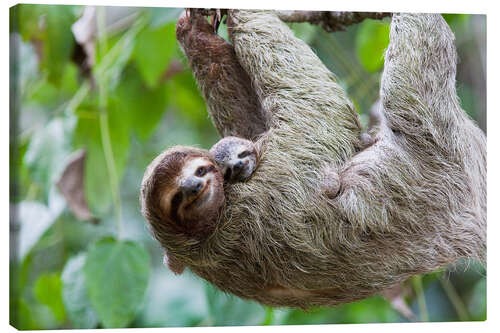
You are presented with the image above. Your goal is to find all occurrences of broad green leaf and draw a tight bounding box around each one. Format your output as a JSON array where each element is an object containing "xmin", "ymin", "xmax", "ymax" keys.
[
  {"xmin": 84, "ymin": 238, "xmax": 150, "ymax": 328},
  {"xmin": 27, "ymin": 63, "xmax": 79, "ymax": 106},
  {"xmin": 11, "ymin": 298, "xmax": 39, "ymax": 330},
  {"xmin": 10, "ymin": 131, "xmax": 30, "ymax": 203},
  {"xmin": 355, "ymin": 19, "xmax": 390, "ymax": 72},
  {"xmin": 16, "ymin": 35, "xmax": 39, "ymax": 97},
  {"xmin": 24, "ymin": 117, "xmax": 74, "ymax": 201},
  {"xmin": 467, "ymin": 277, "xmax": 486, "ymax": 321},
  {"xmin": 15, "ymin": 4, "xmax": 44, "ymax": 41},
  {"xmin": 133, "ymin": 23, "xmax": 177, "ymax": 88},
  {"xmin": 111, "ymin": 66, "xmax": 168, "ymax": 140},
  {"xmin": 42, "ymin": 5, "xmax": 76, "ymax": 85},
  {"xmin": 33, "ymin": 273, "xmax": 66, "ymax": 323},
  {"xmin": 16, "ymin": 197, "xmax": 63, "ymax": 260},
  {"xmin": 204, "ymin": 283, "xmax": 267, "ymax": 326},
  {"xmin": 167, "ymin": 71, "xmax": 208, "ymax": 127},
  {"xmin": 136, "ymin": 269, "xmax": 208, "ymax": 327},
  {"xmin": 442, "ymin": 14, "xmax": 469, "ymax": 26},
  {"xmin": 16, "ymin": 4, "xmax": 76, "ymax": 85},
  {"xmin": 61, "ymin": 253, "xmax": 99, "ymax": 328}
]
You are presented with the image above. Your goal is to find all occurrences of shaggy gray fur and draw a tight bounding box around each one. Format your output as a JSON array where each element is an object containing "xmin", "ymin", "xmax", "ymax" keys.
[{"xmin": 147, "ymin": 10, "xmax": 486, "ymax": 308}]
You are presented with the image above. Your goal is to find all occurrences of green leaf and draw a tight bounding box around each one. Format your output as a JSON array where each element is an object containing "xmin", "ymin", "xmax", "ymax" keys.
[
  {"xmin": 355, "ymin": 19, "xmax": 390, "ymax": 72},
  {"xmin": 167, "ymin": 71, "xmax": 208, "ymax": 127},
  {"xmin": 16, "ymin": 4, "xmax": 44, "ymax": 41},
  {"xmin": 442, "ymin": 14, "xmax": 469, "ymax": 26},
  {"xmin": 61, "ymin": 253, "xmax": 99, "ymax": 329},
  {"xmin": 84, "ymin": 238, "xmax": 150, "ymax": 328},
  {"xmin": 204, "ymin": 283, "xmax": 267, "ymax": 325},
  {"xmin": 16, "ymin": 199, "xmax": 63, "ymax": 260},
  {"xmin": 42, "ymin": 6, "xmax": 76, "ymax": 85},
  {"xmin": 94, "ymin": 16, "xmax": 147, "ymax": 91},
  {"xmin": 467, "ymin": 277, "xmax": 486, "ymax": 321},
  {"xmin": 16, "ymin": 4, "xmax": 77, "ymax": 86},
  {"xmin": 12, "ymin": 298, "xmax": 39, "ymax": 330},
  {"xmin": 24, "ymin": 117, "xmax": 74, "ymax": 201},
  {"xmin": 133, "ymin": 23, "xmax": 177, "ymax": 88},
  {"xmin": 111, "ymin": 66, "xmax": 168, "ymax": 140},
  {"xmin": 33, "ymin": 273, "xmax": 66, "ymax": 323},
  {"xmin": 136, "ymin": 269, "xmax": 208, "ymax": 327}
]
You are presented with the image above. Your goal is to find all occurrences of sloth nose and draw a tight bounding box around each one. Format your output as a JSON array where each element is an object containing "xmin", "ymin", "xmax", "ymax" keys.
[
  {"xmin": 233, "ymin": 160, "xmax": 244, "ymax": 173},
  {"xmin": 181, "ymin": 177, "xmax": 203, "ymax": 196}
]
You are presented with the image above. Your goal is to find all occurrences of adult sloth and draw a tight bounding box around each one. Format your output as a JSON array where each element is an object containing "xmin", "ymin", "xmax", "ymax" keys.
[{"xmin": 142, "ymin": 10, "xmax": 486, "ymax": 308}]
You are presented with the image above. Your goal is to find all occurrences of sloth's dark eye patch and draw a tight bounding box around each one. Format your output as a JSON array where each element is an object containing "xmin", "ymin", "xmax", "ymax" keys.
[
  {"xmin": 170, "ymin": 192, "xmax": 183, "ymax": 221},
  {"xmin": 224, "ymin": 168, "xmax": 232, "ymax": 182},
  {"xmin": 195, "ymin": 166, "xmax": 207, "ymax": 177},
  {"xmin": 238, "ymin": 150, "xmax": 252, "ymax": 158}
]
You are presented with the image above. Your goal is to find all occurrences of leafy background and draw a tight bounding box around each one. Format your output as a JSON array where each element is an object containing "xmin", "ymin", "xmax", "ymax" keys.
[{"xmin": 9, "ymin": 5, "xmax": 486, "ymax": 329}]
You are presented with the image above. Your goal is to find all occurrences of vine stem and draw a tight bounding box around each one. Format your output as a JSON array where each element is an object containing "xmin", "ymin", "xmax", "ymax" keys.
[
  {"xmin": 96, "ymin": 7, "xmax": 122, "ymax": 238},
  {"xmin": 439, "ymin": 275, "xmax": 469, "ymax": 321},
  {"xmin": 99, "ymin": 111, "xmax": 123, "ymax": 238},
  {"xmin": 411, "ymin": 275, "xmax": 429, "ymax": 321}
]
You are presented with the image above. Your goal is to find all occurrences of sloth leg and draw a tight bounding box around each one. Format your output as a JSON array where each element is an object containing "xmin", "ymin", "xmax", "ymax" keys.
[
  {"xmin": 380, "ymin": 13, "xmax": 468, "ymax": 153},
  {"xmin": 333, "ymin": 14, "xmax": 485, "ymax": 241},
  {"xmin": 176, "ymin": 9, "xmax": 267, "ymax": 140}
]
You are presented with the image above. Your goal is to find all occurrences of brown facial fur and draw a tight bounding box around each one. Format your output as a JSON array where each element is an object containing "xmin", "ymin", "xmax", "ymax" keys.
[
  {"xmin": 144, "ymin": 10, "xmax": 487, "ymax": 309},
  {"xmin": 140, "ymin": 146, "xmax": 225, "ymax": 267}
]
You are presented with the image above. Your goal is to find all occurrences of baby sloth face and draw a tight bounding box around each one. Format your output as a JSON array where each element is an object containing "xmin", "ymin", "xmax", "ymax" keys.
[{"xmin": 209, "ymin": 136, "xmax": 257, "ymax": 183}]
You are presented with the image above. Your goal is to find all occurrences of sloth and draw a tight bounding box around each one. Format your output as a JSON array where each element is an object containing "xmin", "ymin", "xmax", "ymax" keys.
[
  {"xmin": 142, "ymin": 136, "xmax": 258, "ymax": 274},
  {"xmin": 141, "ymin": 10, "xmax": 486, "ymax": 309}
]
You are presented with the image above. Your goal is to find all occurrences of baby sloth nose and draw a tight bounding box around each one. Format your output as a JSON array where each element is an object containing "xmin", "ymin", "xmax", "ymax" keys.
[
  {"xmin": 181, "ymin": 177, "xmax": 203, "ymax": 196},
  {"xmin": 233, "ymin": 160, "xmax": 244, "ymax": 173}
]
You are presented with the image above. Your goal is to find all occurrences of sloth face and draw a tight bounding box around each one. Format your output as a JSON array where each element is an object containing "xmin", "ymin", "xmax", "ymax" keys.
[
  {"xmin": 160, "ymin": 156, "xmax": 224, "ymax": 234},
  {"xmin": 210, "ymin": 137, "xmax": 257, "ymax": 183}
]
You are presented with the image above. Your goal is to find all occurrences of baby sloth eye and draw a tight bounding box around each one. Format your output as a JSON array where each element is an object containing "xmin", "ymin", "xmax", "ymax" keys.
[
  {"xmin": 195, "ymin": 166, "xmax": 207, "ymax": 177},
  {"xmin": 238, "ymin": 151, "xmax": 252, "ymax": 159}
]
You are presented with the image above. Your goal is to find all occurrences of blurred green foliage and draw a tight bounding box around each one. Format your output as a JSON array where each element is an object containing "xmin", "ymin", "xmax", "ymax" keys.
[{"xmin": 10, "ymin": 5, "xmax": 486, "ymax": 329}]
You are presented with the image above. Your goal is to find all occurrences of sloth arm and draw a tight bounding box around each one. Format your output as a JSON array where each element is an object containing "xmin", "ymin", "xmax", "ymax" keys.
[
  {"xmin": 176, "ymin": 10, "xmax": 268, "ymax": 140},
  {"xmin": 227, "ymin": 10, "xmax": 362, "ymax": 160}
]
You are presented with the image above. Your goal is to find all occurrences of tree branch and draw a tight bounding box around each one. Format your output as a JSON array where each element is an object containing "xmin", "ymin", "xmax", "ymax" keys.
[
  {"xmin": 276, "ymin": 11, "xmax": 391, "ymax": 31},
  {"xmin": 195, "ymin": 9, "xmax": 391, "ymax": 32}
]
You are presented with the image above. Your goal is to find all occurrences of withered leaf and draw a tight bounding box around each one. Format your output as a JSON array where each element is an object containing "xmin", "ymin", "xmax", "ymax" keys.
[{"xmin": 56, "ymin": 150, "xmax": 98, "ymax": 223}]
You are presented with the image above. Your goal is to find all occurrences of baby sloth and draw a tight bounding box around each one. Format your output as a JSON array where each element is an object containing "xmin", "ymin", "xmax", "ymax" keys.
[
  {"xmin": 210, "ymin": 136, "xmax": 257, "ymax": 183},
  {"xmin": 141, "ymin": 136, "xmax": 257, "ymax": 275}
]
